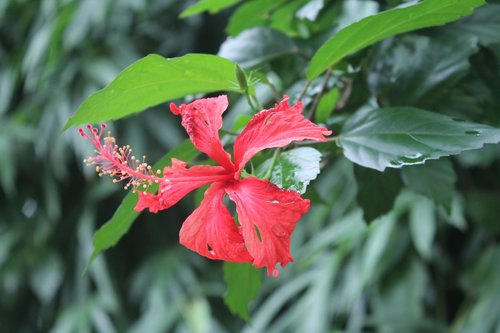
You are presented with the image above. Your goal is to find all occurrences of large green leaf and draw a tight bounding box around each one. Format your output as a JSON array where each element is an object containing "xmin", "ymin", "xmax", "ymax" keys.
[
  {"xmin": 402, "ymin": 159, "xmax": 457, "ymax": 212},
  {"xmin": 256, "ymin": 147, "xmax": 322, "ymax": 194},
  {"xmin": 307, "ymin": 0, "xmax": 485, "ymax": 80},
  {"xmin": 338, "ymin": 107, "xmax": 500, "ymax": 171},
  {"xmin": 85, "ymin": 140, "xmax": 199, "ymax": 270},
  {"xmin": 223, "ymin": 262, "xmax": 262, "ymax": 322},
  {"xmin": 218, "ymin": 27, "xmax": 297, "ymax": 68},
  {"xmin": 179, "ymin": 0, "xmax": 241, "ymax": 18},
  {"xmin": 63, "ymin": 54, "xmax": 243, "ymax": 131}
]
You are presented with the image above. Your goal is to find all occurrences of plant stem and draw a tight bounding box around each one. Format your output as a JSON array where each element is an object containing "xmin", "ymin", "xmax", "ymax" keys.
[
  {"xmin": 245, "ymin": 90, "xmax": 258, "ymax": 113},
  {"xmin": 293, "ymin": 48, "xmax": 311, "ymax": 61},
  {"xmin": 298, "ymin": 81, "xmax": 310, "ymax": 101},
  {"xmin": 309, "ymin": 67, "xmax": 333, "ymax": 121},
  {"xmin": 220, "ymin": 129, "xmax": 239, "ymax": 136},
  {"xmin": 251, "ymin": 91, "xmax": 263, "ymax": 110},
  {"xmin": 263, "ymin": 148, "xmax": 281, "ymax": 180}
]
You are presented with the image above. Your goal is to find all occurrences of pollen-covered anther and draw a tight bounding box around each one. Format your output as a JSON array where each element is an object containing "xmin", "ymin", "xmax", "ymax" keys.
[{"xmin": 78, "ymin": 124, "xmax": 161, "ymax": 191}]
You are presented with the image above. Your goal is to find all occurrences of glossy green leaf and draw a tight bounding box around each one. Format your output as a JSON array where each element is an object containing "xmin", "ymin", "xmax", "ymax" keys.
[
  {"xmin": 223, "ymin": 262, "xmax": 262, "ymax": 322},
  {"xmin": 354, "ymin": 166, "xmax": 402, "ymax": 223},
  {"xmin": 307, "ymin": 0, "xmax": 485, "ymax": 80},
  {"xmin": 219, "ymin": 27, "xmax": 297, "ymax": 68},
  {"xmin": 85, "ymin": 140, "xmax": 199, "ymax": 271},
  {"xmin": 402, "ymin": 159, "xmax": 457, "ymax": 212},
  {"xmin": 338, "ymin": 107, "xmax": 500, "ymax": 171},
  {"xmin": 63, "ymin": 54, "xmax": 244, "ymax": 131},
  {"xmin": 226, "ymin": 0, "xmax": 287, "ymax": 36},
  {"xmin": 179, "ymin": 0, "xmax": 241, "ymax": 18},
  {"xmin": 257, "ymin": 147, "xmax": 322, "ymax": 194}
]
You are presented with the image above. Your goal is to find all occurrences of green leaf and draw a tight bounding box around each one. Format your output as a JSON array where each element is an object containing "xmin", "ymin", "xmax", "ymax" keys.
[
  {"xmin": 307, "ymin": 0, "xmax": 485, "ymax": 80},
  {"xmin": 256, "ymin": 147, "xmax": 322, "ymax": 194},
  {"xmin": 435, "ymin": 3, "xmax": 500, "ymax": 46},
  {"xmin": 361, "ymin": 213, "xmax": 396, "ymax": 283},
  {"xmin": 63, "ymin": 54, "xmax": 244, "ymax": 131},
  {"xmin": 409, "ymin": 194, "xmax": 436, "ymax": 260},
  {"xmin": 85, "ymin": 140, "xmax": 199, "ymax": 271},
  {"xmin": 233, "ymin": 114, "xmax": 253, "ymax": 132},
  {"xmin": 296, "ymin": 0, "xmax": 324, "ymax": 21},
  {"xmin": 337, "ymin": 107, "xmax": 500, "ymax": 171},
  {"xmin": 179, "ymin": 0, "xmax": 241, "ymax": 18},
  {"xmin": 402, "ymin": 159, "xmax": 457, "ymax": 212},
  {"xmin": 223, "ymin": 262, "xmax": 262, "ymax": 322},
  {"xmin": 354, "ymin": 165, "xmax": 402, "ymax": 223},
  {"xmin": 465, "ymin": 190, "xmax": 500, "ymax": 232},
  {"xmin": 315, "ymin": 87, "xmax": 340, "ymax": 123},
  {"xmin": 269, "ymin": 0, "xmax": 308, "ymax": 37},
  {"xmin": 368, "ymin": 34, "xmax": 478, "ymax": 109},
  {"xmin": 219, "ymin": 27, "xmax": 297, "ymax": 68},
  {"xmin": 226, "ymin": 0, "xmax": 287, "ymax": 37}
]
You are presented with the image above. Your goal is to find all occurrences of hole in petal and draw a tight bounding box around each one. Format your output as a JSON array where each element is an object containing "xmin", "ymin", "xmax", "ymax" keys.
[
  {"xmin": 207, "ymin": 243, "xmax": 215, "ymax": 255},
  {"xmin": 234, "ymin": 214, "xmax": 241, "ymax": 227},
  {"xmin": 224, "ymin": 197, "xmax": 237, "ymax": 215},
  {"xmin": 254, "ymin": 224, "xmax": 262, "ymax": 242}
]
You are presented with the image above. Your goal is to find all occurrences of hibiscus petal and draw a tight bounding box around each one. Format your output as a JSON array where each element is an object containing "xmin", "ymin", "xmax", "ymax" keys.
[
  {"xmin": 233, "ymin": 96, "xmax": 332, "ymax": 174},
  {"xmin": 170, "ymin": 95, "xmax": 234, "ymax": 170},
  {"xmin": 225, "ymin": 177, "xmax": 310, "ymax": 276},
  {"xmin": 134, "ymin": 158, "xmax": 232, "ymax": 213},
  {"xmin": 179, "ymin": 182, "xmax": 253, "ymax": 262}
]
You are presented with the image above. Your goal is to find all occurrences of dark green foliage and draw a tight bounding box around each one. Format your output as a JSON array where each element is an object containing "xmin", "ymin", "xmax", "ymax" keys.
[
  {"xmin": 2, "ymin": 0, "xmax": 500, "ymax": 332},
  {"xmin": 354, "ymin": 166, "xmax": 402, "ymax": 222}
]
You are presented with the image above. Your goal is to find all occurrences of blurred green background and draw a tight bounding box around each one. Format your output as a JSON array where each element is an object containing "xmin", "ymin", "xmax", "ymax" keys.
[{"xmin": 2, "ymin": 0, "xmax": 500, "ymax": 332}]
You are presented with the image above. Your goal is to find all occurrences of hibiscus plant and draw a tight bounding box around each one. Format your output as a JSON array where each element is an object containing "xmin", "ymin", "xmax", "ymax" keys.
[{"xmin": 62, "ymin": 0, "xmax": 500, "ymax": 324}]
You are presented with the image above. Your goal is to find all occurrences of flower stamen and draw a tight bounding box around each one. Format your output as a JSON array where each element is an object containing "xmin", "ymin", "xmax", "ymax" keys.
[{"xmin": 79, "ymin": 124, "xmax": 162, "ymax": 192}]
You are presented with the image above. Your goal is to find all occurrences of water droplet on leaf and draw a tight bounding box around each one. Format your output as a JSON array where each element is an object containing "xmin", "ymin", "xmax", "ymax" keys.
[{"xmin": 465, "ymin": 130, "xmax": 480, "ymax": 136}]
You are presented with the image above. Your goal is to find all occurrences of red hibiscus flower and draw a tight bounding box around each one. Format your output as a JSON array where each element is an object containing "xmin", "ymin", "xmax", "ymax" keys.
[{"xmin": 80, "ymin": 95, "xmax": 331, "ymax": 276}]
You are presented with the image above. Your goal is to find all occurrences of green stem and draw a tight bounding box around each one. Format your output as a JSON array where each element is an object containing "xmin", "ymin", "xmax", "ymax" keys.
[
  {"xmin": 309, "ymin": 67, "xmax": 333, "ymax": 120},
  {"xmin": 293, "ymin": 47, "xmax": 311, "ymax": 61},
  {"xmin": 298, "ymin": 81, "xmax": 310, "ymax": 101},
  {"xmin": 220, "ymin": 129, "xmax": 239, "ymax": 136},
  {"xmin": 245, "ymin": 90, "xmax": 258, "ymax": 113},
  {"xmin": 263, "ymin": 148, "xmax": 281, "ymax": 180},
  {"xmin": 251, "ymin": 92, "xmax": 263, "ymax": 110}
]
